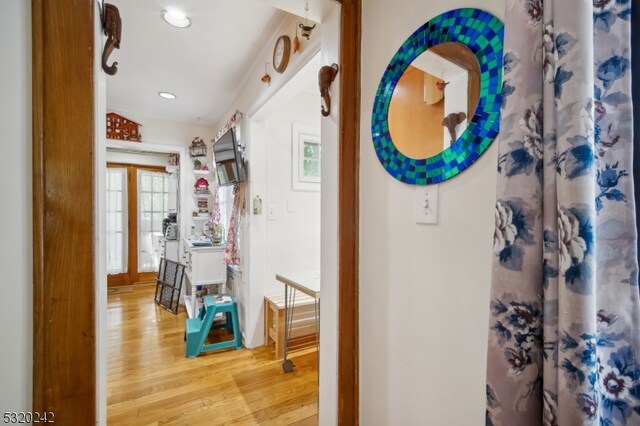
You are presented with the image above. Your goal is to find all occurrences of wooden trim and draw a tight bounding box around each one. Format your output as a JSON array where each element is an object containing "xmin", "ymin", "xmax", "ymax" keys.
[
  {"xmin": 337, "ymin": 0, "xmax": 361, "ymax": 424},
  {"xmin": 31, "ymin": 0, "xmax": 96, "ymax": 422},
  {"xmin": 137, "ymin": 272, "xmax": 158, "ymax": 284},
  {"xmin": 107, "ymin": 162, "xmax": 167, "ymax": 172},
  {"xmin": 31, "ymin": 0, "xmax": 44, "ymax": 410},
  {"xmin": 107, "ymin": 273, "xmax": 129, "ymax": 287}
]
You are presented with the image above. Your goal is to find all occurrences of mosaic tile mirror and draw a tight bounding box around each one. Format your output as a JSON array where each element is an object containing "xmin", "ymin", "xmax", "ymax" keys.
[{"xmin": 372, "ymin": 8, "xmax": 504, "ymax": 185}]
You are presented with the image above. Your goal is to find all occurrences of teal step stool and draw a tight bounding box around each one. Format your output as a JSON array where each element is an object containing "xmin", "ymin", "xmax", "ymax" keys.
[{"xmin": 185, "ymin": 294, "xmax": 242, "ymax": 357}]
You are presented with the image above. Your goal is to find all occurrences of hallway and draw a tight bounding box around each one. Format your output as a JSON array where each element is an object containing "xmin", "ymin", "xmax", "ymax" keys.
[{"xmin": 107, "ymin": 285, "xmax": 318, "ymax": 425}]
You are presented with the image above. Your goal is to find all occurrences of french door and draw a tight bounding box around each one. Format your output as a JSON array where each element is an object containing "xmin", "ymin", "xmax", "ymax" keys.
[{"xmin": 106, "ymin": 163, "xmax": 169, "ymax": 286}]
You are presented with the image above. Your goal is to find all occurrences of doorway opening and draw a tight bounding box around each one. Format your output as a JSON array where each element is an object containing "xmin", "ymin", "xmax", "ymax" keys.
[
  {"xmin": 248, "ymin": 50, "xmax": 323, "ymax": 372},
  {"xmin": 31, "ymin": 0, "xmax": 360, "ymax": 423},
  {"xmin": 106, "ymin": 161, "xmax": 176, "ymax": 287}
]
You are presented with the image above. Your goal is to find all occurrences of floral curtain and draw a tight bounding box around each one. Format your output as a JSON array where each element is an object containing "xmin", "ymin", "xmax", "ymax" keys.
[
  {"xmin": 487, "ymin": 1, "xmax": 640, "ymax": 425},
  {"xmin": 224, "ymin": 182, "xmax": 244, "ymax": 265},
  {"xmin": 212, "ymin": 183, "xmax": 221, "ymax": 224},
  {"xmin": 212, "ymin": 110, "xmax": 242, "ymax": 145}
]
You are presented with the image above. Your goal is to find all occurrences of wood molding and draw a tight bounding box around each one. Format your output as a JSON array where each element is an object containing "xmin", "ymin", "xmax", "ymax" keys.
[
  {"xmin": 31, "ymin": 0, "xmax": 45, "ymax": 410},
  {"xmin": 337, "ymin": 0, "xmax": 361, "ymax": 424},
  {"xmin": 31, "ymin": 0, "xmax": 96, "ymax": 422},
  {"xmin": 107, "ymin": 273, "xmax": 129, "ymax": 287}
]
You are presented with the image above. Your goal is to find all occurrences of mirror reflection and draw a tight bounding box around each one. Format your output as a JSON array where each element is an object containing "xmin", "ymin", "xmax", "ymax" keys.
[{"xmin": 388, "ymin": 42, "xmax": 480, "ymax": 159}]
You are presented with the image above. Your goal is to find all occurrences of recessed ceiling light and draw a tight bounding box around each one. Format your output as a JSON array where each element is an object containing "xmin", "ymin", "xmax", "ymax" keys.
[
  {"xmin": 162, "ymin": 9, "xmax": 191, "ymax": 28},
  {"xmin": 158, "ymin": 91, "xmax": 177, "ymax": 99}
]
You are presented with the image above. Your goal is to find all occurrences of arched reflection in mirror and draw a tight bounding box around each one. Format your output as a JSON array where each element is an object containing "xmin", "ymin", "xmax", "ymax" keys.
[
  {"xmin": 371, "ymin": 8, "xmax": 504, "ymax": 185},
  {"xmin": 388, "ymin": 42, "xmax": 480, "ymax": 159}
]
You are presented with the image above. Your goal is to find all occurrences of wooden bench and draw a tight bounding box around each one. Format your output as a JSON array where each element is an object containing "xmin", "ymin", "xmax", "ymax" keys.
[{"xmin": 264, "ymin": 293, "xmax": 318, "ymax": 359}]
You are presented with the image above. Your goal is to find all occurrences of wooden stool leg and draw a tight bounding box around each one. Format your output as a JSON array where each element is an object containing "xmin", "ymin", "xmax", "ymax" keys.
[
  {"xmin": 275, "ymin": 307, "xmax": 285, "ymax": 359},
  {"xmin": 264, "ymin": 300, "xmax": 271, "ymax": 348}
]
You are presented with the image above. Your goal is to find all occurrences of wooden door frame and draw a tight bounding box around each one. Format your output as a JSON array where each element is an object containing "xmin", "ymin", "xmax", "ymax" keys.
[
  {"xmin": 32, "ymin": 0, "xmax": 360, "ymax": 424},
  {"xmin": 106, "ymin": 163, "xmax": 169, "ymax": 286},
  {"xmin": 32, "ymin": 1, "xmax": 96, "ymax": 422},
  {"xmin": 336, "ymin": 0, "xmax": 361, "ymax": 423}
]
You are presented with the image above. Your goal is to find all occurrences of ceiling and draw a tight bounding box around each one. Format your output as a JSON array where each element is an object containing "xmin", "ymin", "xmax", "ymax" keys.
[
  {"xmin": 257, "ymin": 0, "xmax": 335, "ymax": 23},
  {"xmin": 107, "ymin": 0, "xmax": 332, "ymax": 124},
  {"xmin": 106, "ymin": 1, "xmax": 293, "ymax": 125}
]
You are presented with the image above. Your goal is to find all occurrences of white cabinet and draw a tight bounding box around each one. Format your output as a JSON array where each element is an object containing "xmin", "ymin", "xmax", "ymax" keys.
[
  {"xmin": 155, "ymin": 235, "xmax": 179, "ymax": 262},
  {"xmin": 182, "ymin": 239, "xmax": 226, "ymax": 286},
  {"xmin": 181, "ymin": 238, "xmax": 226, "ymax": 317}
]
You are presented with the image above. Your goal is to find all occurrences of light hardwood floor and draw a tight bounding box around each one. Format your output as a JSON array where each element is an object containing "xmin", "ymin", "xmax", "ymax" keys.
[{"xmin": 107, "ymin": 285, "xmax": 318, "ymax": 425}]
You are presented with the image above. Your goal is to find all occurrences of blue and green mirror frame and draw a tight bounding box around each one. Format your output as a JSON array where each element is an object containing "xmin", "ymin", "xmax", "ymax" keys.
[{"xmin": 371, "ymin": 8, "xmax": 504, "ymax": 185}]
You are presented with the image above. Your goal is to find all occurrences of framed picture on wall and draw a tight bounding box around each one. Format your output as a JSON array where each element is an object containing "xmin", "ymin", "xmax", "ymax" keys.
[{"xmin": 292, "ymin": 123, "xmax": 321, "ymax": 191}]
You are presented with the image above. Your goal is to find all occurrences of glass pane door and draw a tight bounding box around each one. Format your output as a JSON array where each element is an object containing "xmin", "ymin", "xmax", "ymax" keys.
[
  {"xmin": 106, "ymin": 168, "xmax": 128, "ymax": 274},
  {"xmin": 138, "ymin": 170, "xmax": 169, "ymax": 272}
]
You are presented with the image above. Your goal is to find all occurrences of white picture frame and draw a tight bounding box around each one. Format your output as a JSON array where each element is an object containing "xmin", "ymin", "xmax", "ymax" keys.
[{"xmin": 292, "ymin": 123, "xmax": 321, "ymax": 191}]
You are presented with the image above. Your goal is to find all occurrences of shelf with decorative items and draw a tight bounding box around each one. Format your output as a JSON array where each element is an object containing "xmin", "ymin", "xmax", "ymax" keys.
[
  {"xmin": 189, "ymin": 137, "xmax": 207, "ymax": 158},
  {"xmin": 188, "ymin": 137, "xmax": 212, "ymax": 237},
  {"xmin": 194, "ymin": 178, "xmax": 211, "ymax": 195},
  {"xmin": 193, "ymin": 177, "xmax": 212, "ymax": 202},
  {"xmin": 186, "ymin": 136, "xmax": 226, "ymax": 248},
  {"xmin": 194, "ymin": 195, "xmax": 210, "ymax": 214},
  {"xmin": 192, "ymin": 176, "xmax": 212, "ymax": 230},
  {"xmin": 192, "ymin": 157, "xmax": 210, "ymax": 174}
]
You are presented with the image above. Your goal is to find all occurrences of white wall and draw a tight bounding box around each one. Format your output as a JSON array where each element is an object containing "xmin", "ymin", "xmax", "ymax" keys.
[
  {"xmin": 263, "ymin": 92, "xmax": 321, "ymax": 297},
  {"xmin": 95, "ymin": 3, "xmax": 108, "ymax": 423},
  {"xmin": 317, "ymin": 5, "xmax": 340, "ymax": 423},
  {"xmin": 360, "ymin": 2, "xmax": 503, "ymax": 425},
  {"xmin": 107, "ymin": 109, "xmax": 216, "ymax": 147},
  {"xmin": 232, "ymin": 88, "xmax": 321, "ymax": 341},
  {"xmin": 106, "ymin": 150, "xmax": 170, "ymax": 167},
  {"xmin": 0, "ymin": 0, "xmax": 32, "ymax": 413}
]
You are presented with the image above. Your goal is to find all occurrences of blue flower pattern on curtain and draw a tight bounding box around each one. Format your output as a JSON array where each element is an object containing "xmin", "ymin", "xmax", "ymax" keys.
[{"xmin": 486, "ymin": 0, "xmax": 640, "ymax": 425}]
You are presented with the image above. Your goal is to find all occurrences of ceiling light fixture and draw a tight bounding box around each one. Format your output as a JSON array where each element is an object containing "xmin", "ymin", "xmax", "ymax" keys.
[
  {"xmin": 162, "ymin": 9, "xmax": 191, "ymax": 28},
  {"xmin": 158, "ymin": 91, "xmax": 177, "ymax": 99}
]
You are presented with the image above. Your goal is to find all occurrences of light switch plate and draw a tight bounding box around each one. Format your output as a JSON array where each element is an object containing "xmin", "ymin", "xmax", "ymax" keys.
[
  {"xmin": 287, "ymin": 199, "xmax": 296, "ymax": 213},
  {"xmin": 415, "ymin": 185, "xmax": 439, "ymax": 224},
  {"xmin": 268, "ymin": 204, "xmax": 277, "ymax": 220}
]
